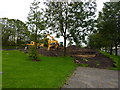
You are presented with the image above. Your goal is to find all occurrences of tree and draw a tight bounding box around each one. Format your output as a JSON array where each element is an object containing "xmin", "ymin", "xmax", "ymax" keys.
[
  {"xmin": 68, "ymin": 1, "xmax": 97, "ymax": 46},
  {"xmin": 88, "ymin": 32, "xmax": 113, "ymax": 52},
  {"xmin": 27, "ymin": 0, "xmax": 45, "ymax": 43},
  {"xmin": 44, "ymin": 2, "xmax": 68, "ymax": 56},
  {"xmin": 97, "ymin": 2, "xmax": 120, "ymax": 55},
  {"xmin": 27, "ymin": 0, "xmax": 45, "ymax": 60},
  {"xmin": 0, "ymin": 18, "xmax": 13, "ymax": 46},
  {"xmin": 88, "ymin": 33, "xmax": 101, "ymax": 49},
  {"xmin": 0, "ymin": 18, "xmax": 29, "ymax": 47},
  {"xmin": 44, "ymin": 0, "xmax": 97, "ymax": 56},
  {"xmin": 15, "ymin": 19, "xmax": 30, "ymax": 46}
]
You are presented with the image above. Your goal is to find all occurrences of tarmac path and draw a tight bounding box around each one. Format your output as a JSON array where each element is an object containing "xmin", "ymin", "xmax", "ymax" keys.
[{"xmin": 63, "ymin": 67, "xmax": 119, "ymax": 88}]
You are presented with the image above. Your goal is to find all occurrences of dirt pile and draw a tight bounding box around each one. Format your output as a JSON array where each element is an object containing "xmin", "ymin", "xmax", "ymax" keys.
[
  {"xmin": 18, "ymin": 46, "xmax": 114, "ymax": 69},
  {"xmin": 38, "ymin": 48, "xmax": 63, "ymax": 56},
  {"xmin": 37, "ymin": 47, "xmax": 114, "ymax": 69}
]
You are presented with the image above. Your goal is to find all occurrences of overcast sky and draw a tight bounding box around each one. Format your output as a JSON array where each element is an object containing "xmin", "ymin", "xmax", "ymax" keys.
[
  {"xmin": 0, "ymin": 0, "xmax": 110, "ymax": 46},
  {"xmin": 0, "ymin": 0, "xmax": 110, "ymax": 22}
]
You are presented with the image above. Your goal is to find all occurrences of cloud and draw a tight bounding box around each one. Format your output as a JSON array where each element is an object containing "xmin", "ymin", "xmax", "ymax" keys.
[
  {"xmin": 0, "ymin": 0, "xmax": 110, "ymax": 46},
  {"xmin": 0, "ymin": 0, "xmax": 110, "ymax": 22},
  {"xmin": 0, "ymin": 0, "xmax": 34, "ymax": 22}
]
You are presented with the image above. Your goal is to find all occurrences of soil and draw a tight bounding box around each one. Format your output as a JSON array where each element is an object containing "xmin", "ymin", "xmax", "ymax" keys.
[
  {"xmin": 37, "ymin": 46, "xmax": 114, "ymax": 69},
  {"xmin": 7, "ymin": 45, "xmax": 114, "ymax": 69}
]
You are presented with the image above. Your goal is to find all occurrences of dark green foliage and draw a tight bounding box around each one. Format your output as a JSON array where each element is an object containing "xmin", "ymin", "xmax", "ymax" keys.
[
  {"xmin": 88, "ymin": 2, "xmax": 120, "ymax": 55},
  {"xmin": 68, "ymin": 1, "xmax": 97, "ymax": 46},
  {"xmin": 28, "ymin": 46, "xmax": 38, "ymax": 60},
  {"xmin": 44, "ymin": 1, "xmax": 97, "ymax": 55},
  {"xmin": 27, "ymin": 0, "xmax": 45, "ymax": 42},
  {"xmin": 0, "ymin": 18, "xmax": 30, "ymax": 47},
  {"xmin": 88, "ymin": 33, "xmax": 111, "ymax": 49},
  {"xmin": 27, "ymin": 0, "xmax": 46, "ymax": 60}
]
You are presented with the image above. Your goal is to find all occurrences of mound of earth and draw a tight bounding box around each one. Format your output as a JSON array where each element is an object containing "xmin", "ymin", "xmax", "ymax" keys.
[
  {"xmin": 18, "ymin": 47, "xmax": 114, "ymax": 69},
  {"xmin": 67, "ymin": 45, "xmax": 80, "ymax": 50},
  {"xmin": 38, "ymin": 48, "xmax": 63, "ymax": 56},
  {"xmin": 37, "ymin": 47, "xmax": 114, "ymax": 69}
]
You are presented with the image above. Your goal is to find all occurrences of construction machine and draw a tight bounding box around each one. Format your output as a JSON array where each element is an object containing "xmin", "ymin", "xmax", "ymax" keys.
[
  {"xmin": 23, "ymin": 34, "xmax": 63, "ymax": 50},
  {"xmin": 59, "ymin": 42, "xmax": 63, "ymax": 49},
  {"xmin": 46, "ymin": 34, "xmax": 59, "ymax": 50},
  {"xmin": 23, "ymin": 41, "xmax": 44, "ymax": 48}
]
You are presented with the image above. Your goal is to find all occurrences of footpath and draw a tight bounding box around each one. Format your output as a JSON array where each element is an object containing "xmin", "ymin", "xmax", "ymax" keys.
[{"xmin": 63, "ymin": 67, "xmax": 119, "ymax": 88}]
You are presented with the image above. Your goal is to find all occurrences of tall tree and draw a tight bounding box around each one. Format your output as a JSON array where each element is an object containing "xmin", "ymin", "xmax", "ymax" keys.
[
  {"xmin": 44, "ymin": 0, "xmax": 97, "ymax": 56},
  {"xmin": 68, "ymin": 1, "xmax": 97, "ymax": 46},
  {"xmin": 0, "ymin": 18, "xmax": 29, "ymax": 46},
  {"xmin": 97, "ymin": 2, "xmax": 120, "ymax": 55},
  {"xmin": 27, "ymin": 0, "xmax": 45, "ymax": 43},
  {"xmin": 44, "ymin": 2, "xmax": 69, "ymax": 56},
  {"xmin": 15, "ymin": 19, "xmax": 30, "ymax": 46},
  {"xmin": 27, "ymin": 0, "xmax": 45, "ymax": 60}
]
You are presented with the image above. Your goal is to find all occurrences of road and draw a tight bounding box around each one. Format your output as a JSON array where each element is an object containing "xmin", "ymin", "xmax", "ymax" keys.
[{"xmin": 63, "ymin": 67, "xmax": 119, "ymax": 88}]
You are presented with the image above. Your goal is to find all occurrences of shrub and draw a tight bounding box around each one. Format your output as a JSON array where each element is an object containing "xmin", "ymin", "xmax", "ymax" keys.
[{"xmin": 28, "ymin": 45, "xmax": 38, "ymax": 60}]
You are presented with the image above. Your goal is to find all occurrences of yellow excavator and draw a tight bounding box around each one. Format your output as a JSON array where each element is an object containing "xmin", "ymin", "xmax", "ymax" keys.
[
  {"xmin": 23, "ymin": 41, "xmax": 44, "ymax": 48},
  {"xmin": 46, "ymin": 34, "xmax": 59, "ymax": 50},
  {"xmin": 23, "ymin": 34, "xmax": 63, "ymax": 50}
]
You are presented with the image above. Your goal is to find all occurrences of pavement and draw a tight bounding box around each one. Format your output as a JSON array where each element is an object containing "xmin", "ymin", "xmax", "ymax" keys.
[{"xmin": 63, "ymin": 67, "xmax": 119, "ymax": 88}]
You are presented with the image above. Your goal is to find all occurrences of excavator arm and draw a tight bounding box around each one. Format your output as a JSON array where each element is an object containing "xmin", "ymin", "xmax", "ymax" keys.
[{"xmin": 46, "ymin": 34, "xmax": 55, "ymax": 40}]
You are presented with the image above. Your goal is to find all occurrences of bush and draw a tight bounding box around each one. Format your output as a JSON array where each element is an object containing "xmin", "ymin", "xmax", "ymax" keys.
[{"xmin": 28, "ymin": 45, "xmax": 38, "ymax": 60}]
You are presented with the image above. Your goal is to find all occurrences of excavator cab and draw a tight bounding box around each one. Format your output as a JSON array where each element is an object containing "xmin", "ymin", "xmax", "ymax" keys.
[
  {"xmin": 58, "ymin": 42, "xmax": 63, "ymax": 49},
  {"xmin": 26, "ymin": 41, "xmax": 35, "ymax": 45},
  {"xmin": 59, "ymin": 42, "xmax": 63, "ymax": 46}
]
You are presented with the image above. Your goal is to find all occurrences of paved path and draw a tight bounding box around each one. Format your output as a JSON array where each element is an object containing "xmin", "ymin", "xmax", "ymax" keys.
[{"xmin": 63, "ymin": 67, "xmax": 119, "ymax": 88}]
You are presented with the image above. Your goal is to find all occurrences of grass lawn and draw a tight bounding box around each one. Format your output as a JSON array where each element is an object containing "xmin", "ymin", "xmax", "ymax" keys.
[
  {"xmin": 0, "ymin": 50, "xmax": 2, "ymax": 89},
  {"xmin": 0, "ymin": 50, "xmax": 2, "ymax": 71},
  {"xmin": 2, "ymin": 50, "xmax": 76, "ymax": 88},
  {"xmin": 100, "ymin": 50, "xmax": 120, "ymax": 70}
]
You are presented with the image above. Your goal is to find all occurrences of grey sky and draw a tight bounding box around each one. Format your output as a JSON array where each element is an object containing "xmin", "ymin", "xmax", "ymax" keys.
[
  {"xmin": 0, "ymin": 0, "xmax": 110, "ymax": 46},
  {"xmin": 0, "ymin": 0, "xmax": 110, "ymax": 22}
]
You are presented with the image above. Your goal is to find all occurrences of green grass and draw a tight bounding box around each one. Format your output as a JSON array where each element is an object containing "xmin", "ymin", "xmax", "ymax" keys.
[
  {"xmin": 0, "ymin": 50, "xmax": 2, "ymax": 89},
  {"xmin": 100, "ymin": 50, "xmax": 120, "ymax": 70},
  {"xmin": 2, "ymin": 50, "xmax": 76, "ymax": 88},
  {"xmin": 2, "ymin": 46, "xmax": 17, "ymax": 49},
  {"xmin": 0, "ymin": 50, "xmax": 2, "ymax": 72},
  {"xmin": 2, "ymin": 46, "xmax": 24, "ymax": 49}
]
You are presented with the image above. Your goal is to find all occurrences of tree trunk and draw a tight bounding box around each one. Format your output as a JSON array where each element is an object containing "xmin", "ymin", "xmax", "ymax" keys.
[
  {"xmin": 35, "ymin": 27, "xmax": 37, "ymax": 49},
  {"xmin": 64, "ymin": 36, "xmax": 66, "ymax": 56},
  {"xmin": 63, "ymin": 3, "xmax": 67, "ymax": 56},
  {"xmin": 115, "ymin": 43, "xmax": 118, "ymax": 56},
  {"xmin": 110, "ymin": 44, "xmax": 113, "ymax": 55}
]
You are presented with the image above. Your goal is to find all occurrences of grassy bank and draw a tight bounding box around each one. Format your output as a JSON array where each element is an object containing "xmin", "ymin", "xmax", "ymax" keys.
[
  {"xmin": 0, "ymin": 50, "xmax": 2, "ymax": 89},
  {"xmin": 100, "ymin": 51, "xmax": 120, "ymax": 70},
  {"xmin": 2, "ymin": 46, "xmax": 24, "ymax": 49},
  {"xmin": 2, "ymin": 50, "xmax": 76, "ymax": 88}
]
